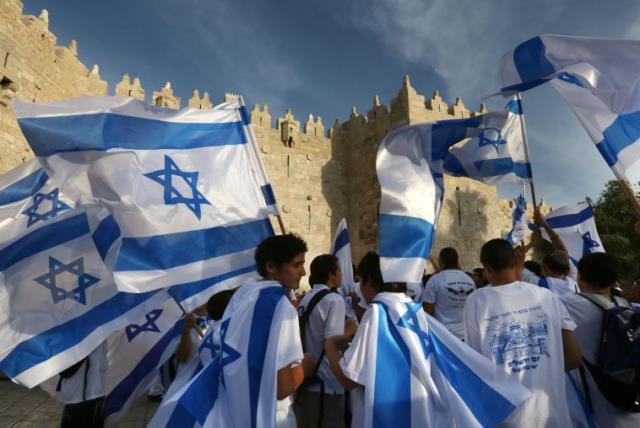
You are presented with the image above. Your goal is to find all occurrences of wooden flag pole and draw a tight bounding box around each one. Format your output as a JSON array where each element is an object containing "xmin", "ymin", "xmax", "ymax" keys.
[{"xmin": 516, "ymin": 93, "xmax": 539, "ymax": 208}]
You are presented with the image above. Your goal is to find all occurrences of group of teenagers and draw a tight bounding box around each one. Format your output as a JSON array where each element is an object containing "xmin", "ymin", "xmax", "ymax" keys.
[{"xmin": 52, "ymin": 208, "xmax": 639, "ymax": 428}]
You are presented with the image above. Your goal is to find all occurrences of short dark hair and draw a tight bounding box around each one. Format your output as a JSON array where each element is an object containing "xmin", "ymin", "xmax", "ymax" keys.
[
  {"xmin": 480, "ymin": 239, "xmax": 516, "ymax": 271},
  {"xmin": 542, "ymin": 250, "xmax": 571, "ymax": 276},
  {"xmin": 254, "ymin": 234, "xmax": 308, "ymax": 278},
  {"xmin": 206, "ymin": 288, "xmax": 237, "ymax": 321},
  {"xmin": 578, "ymin": 253, "xmax": 618, "ymax": 289},
  {"xmin": 439, "ymin": 247, "xmax": 459, "ymax": 269},
  {"xmin": 356, "ymin": 251, "xmax": 406, "ymax": 293},
  {"xmin": 524, "ymin": 260, "xmax": 542, "ymax": 277},
  {"xmin": 309, "ymin": 254, "xmax": 339, "ymax": 286}
]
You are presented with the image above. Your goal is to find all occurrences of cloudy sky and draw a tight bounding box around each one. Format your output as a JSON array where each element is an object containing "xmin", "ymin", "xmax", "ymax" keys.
[{"xmin": 22, "ymin": 0, "xmax": 640, "ymax": 207}]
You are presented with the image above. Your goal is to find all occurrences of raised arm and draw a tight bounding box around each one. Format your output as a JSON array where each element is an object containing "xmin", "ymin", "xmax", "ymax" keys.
[{"xmin": 534, "ymin": 208, "xmax": 568, "ymax": 254}]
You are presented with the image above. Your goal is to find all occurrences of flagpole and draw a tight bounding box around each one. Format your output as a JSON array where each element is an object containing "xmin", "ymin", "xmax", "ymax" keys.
[
  {"xmin": 618, "ymin": 179, "xmax": 640, "ymax": 233},
  {"xmin": 516, "ymin": 93, "xmax": 539, "ymax": 208},
  {"xmin": 238, "ymin": 96, "xmax": 287, "ymax": 235}
]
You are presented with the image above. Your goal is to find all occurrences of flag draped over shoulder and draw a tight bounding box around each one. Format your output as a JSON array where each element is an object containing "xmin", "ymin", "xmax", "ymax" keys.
[
  {"xmin": 505, "ymin": 193, "xmax": 527, "ymax": 246},
  {"xmin": 102, "ymin": 291, "xmax": 185, "ymax": 425},
  {"xmin": 443, "ymin": 99, "xmax": 532, "ymax": 184},
  {"xmin": 12, "ymin": 97, "xmax": 272, "ymax": 309},
  {"xmin": 376, "ymin": 113, "xmax": 509, "ymax": 283},
  {"xmin": 500, "ymin": 34, "xmax": 640, "ymax": 182},
  {"xmin": 331, "ymin": 218, "xmax": 354, "ymax": 296},
  {"xmin": 345, "ymin": 293, "xmax": 531, "ymax": 428},
  {"xmin": 539, "ymin": 201, "xmax": 605, "ymax": 265},
  {"xmin": 150, "ymin": 280, "xmax": 297, "ymax": 428},
  {"xmin": 0, "ymin": 206, "xmax": 160, "ymax": 387}
]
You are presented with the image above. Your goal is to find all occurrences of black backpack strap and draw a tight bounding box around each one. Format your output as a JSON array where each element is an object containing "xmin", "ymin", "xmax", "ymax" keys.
[
  {"xmin": 299, "ymin": 288, "xmax": 335, "ymax": 348},
  {"xmin": 578, "ymin": 292, "xmax": 616, "ymax": 311}
]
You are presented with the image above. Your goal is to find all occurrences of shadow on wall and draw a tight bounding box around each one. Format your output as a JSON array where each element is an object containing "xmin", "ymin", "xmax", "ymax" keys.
[{"xmin": 320, "ymin": 129, "xmax": 348, "ymax": 252}]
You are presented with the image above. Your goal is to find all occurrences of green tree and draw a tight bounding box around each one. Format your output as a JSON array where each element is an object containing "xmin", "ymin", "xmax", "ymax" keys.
[{"xmin": 593, "ymin": 180, "xmax": 640, "ymax": 281}]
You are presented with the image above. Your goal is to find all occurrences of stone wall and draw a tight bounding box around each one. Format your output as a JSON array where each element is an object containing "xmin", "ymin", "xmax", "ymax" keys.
[{"xmin": 0, "ymin": 0, "xmax": 549, "ymax": 282}]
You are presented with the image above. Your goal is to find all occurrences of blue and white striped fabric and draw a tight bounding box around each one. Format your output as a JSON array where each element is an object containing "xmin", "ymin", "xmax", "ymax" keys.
[
  {"xmin": 539, "ymin": 201, "xmax": 605, "ymax": 266},
  {"xmin": 12, "ymin": 97, "xmax": 272, "ymax": 305},
  {"xmin": 500, "ymin": 35, "xmax": 640, "ymax": 182},
  {"xmin": 340, "ymin": 293, "xmax": 531, "ymax": 428},
  {"xmin": 0, "ymin": 159, "xmax": 73, "ymax": 242},
  {"xmin": 0, "ymin": 207, "xmax": 160, "ymax": 387},
  {"xmin": 150, "ymin": 280, "xmax": 296, "ymax": 428},
  {"xmin": 331, "ymin": 218, "xmax": 354, "ymax": 296},
  {"xmin": 376, "ymin": 113, "xmax": 509, "ymax": 282},
  {"xmin": 102, "ymin": 291, "xmax": 184, "ymax": 426},
  {"xmin": 443, "ymin": 99, "xmax": 532, "ymax": 184},
  {"xmin": 505, "ymin": 193, "xmax": 527, "ymax": 246}
]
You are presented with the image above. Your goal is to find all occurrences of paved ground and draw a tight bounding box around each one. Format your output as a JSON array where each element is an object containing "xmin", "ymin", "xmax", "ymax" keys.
[{"xmin": 0, "ymin": 379, "xmax": 159, "ymax": 428}]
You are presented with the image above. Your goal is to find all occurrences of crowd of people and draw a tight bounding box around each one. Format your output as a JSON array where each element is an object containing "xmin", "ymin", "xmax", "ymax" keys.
[{"xmin": 52, "ymin": 209, "xmax": 640, "ymax": 428}]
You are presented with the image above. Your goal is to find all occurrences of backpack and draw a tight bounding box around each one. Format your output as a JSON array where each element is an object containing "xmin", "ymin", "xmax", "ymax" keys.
[{"xmin": 579, "ymin": 293, "xmax": 640, "ymax": 412}]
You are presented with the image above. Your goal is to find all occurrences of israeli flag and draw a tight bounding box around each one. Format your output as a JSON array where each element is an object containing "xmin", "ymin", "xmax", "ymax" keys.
[
  {"xmin": 377, "ymin": 113, "xmax": 509, "ymax": 282},
  {"xmin": 12, "ymin": 97, "xmax": 273, "ymax": 305},
  {"xmin": 342, "ymin": 293, "xmax": 531, "ymax": 428},
  {"xmin": 331, "ymin": 218, "xmax": 354, "ymax": 296},
  {"xmin": 0, "ymin": 159, "xmax": 74, "ymax": 241},
  {"xmin": 0, "ymin": 207, "xmax": 160, "ymax": 387},
  {"xmin": 505, "ymin": 193, "xmax": 527, "ymax": 246},
  {"xmin": 500, "ymin": 35, "xmax": 640, "ymax": 182},
  {"xmin": 443, "ymin": 99, "xmax": 532, "ymax": 184},
  {"xmin": 102, "ymin": 291, "xmax": 185, "ymax": 426},
  {"xmin": 539, "ymin": 201, "xmax": 605, "ymax": 266},
  {"xmin": 151, "ymin": 280, "xmax": 296, "ymax": 428}
]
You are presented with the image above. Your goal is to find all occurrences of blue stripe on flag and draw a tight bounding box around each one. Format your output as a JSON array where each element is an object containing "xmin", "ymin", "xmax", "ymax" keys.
[
  {"xmin": 18, "ymin": 114, "xmax": 246, "ymax": 156},
  {"xmin": 428, "ymin": 330, "xmax": 516, "ymax": 427},
  {"xmin": 178, "ymin": 354, "xmax": 222, "ymax": 425},
  {"xmin": 505, "ymin": 99, "xmax": 523, "ymax": 115},
  {"xmin": 373, "ymin": 303, "xmax": 412, "ymax": 428},
  {"xmin": 166, "ymin": 361, "xmax": 204, "ymax": 427},
  {"xmin": 546, "ymin": 205, "xmax": 593, "ymax": 229},
  {"xmin": 248, "ymin": 286, "xmax": 284, "ymax": 428},
  {"xmin": 538, "ymin": 277, "xmax": 550, "ymax": 289},
  {"xmin": 332, "ymin": 228, "xmax": 349, "ymax": 255},
  {"xmin": 378, "ymin": 214, "xmax": 434, "ymax": 259},
  {"xmin": 114, "ymin": 218, "xmax": 273, "ymax": 271},
  {"xmin": 513, "ymin": 36, "xmax": 556, "ymax": 83},
  {"xmin": 0, "ymin": 169, "xmax": 48, "ymax": 205},
  {"xmin": 239, "ymin": 105, "xmax": 251, "ymax": 126},
  {"xmin": 92, "ymin": 215, "xmax": 120, "ymax": 260},
  {"xmin": 260, "ymin": 184, "xmax": 276, "ymax": 206},
  {"xmin": 596, "ymin": 110, "xmax": 640, "ymax": 167},
  {"xmin": 0, "ymin": 290, "xmax": 158, "ymax": 378},
  {"xmin": 472, "ymin": 159, "xmax": 532, "ymax": 179},
  {"xmin": 103, "ymin": 318, "xmax": 185, "ymax": 419},
  {"xmin": 0, "ymin": 213, "xmax": 89, "ymax": 271},
  {"xmin": 168, "ymin": 264, "xmax": 257, "ymax": 303},
  {"xmin": 500, "ymin": 78, "xmax": 555, "ymax": 94},
  {"xmin": 442, "ymin": 153, "xmax": 467, "ymax": 176}
]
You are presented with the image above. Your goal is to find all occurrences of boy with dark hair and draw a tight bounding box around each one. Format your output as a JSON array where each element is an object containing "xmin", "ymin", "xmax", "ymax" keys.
[
  {"xmin": 422, "ymin": 247, "xmax": 475, "ymax": 340},
  {"xmin": 561, "ymin": 253, "xmax": 640, "ymax": 427},
  {"xmin": 295, "ymin": 254, "xmax": 347, "ymax": 428},
  {"xmin": 464, "ymin": 238, "xmax": 582, "ymax": 427}
]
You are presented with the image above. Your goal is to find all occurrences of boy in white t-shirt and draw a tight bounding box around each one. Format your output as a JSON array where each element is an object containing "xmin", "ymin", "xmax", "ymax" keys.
[
  {"xmin": 561, "ymin": 252, "xmax": 640, "ymax": 428},
  {"xmin": 422, "ymin": 247, "xmax": 475, "ymax": 340},
  {"xmin": 464, "ymin": 239, "xmax": 583, "ymax": 427}
]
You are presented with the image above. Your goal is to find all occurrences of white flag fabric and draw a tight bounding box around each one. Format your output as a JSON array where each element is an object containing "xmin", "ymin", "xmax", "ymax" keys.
[
  {"xmin": 377, "ymin": 113, "xmax": 509, "ymax": 283},
  {"xmin": 12, "ymin": 97, "xmax": 272, "ymax": 308},
  {"xmin": 505, "ymin": 193, "xmax": 527, "ymax": 246},
  {"xmin": 331, "ymin": 218, "xmax": 355, "ymax": 296},
  {"xmin": 500, "ymin": 34, "xmax": 640, "ymax": 182},
  {"xmin": 540, "ymin": 201, "xmax": 605, "ymax": 266},
  {"xmin": 150, "ymin": 279, "xmax": 302, "ymax": 428},
  {"xmin": 0, "ymin": 159, "xmax": 73, "ymax": 241},
  {"xmin": 0, "ymin": 207, "xmax": 161, "ymax": 387},
  {"xmin": 443, "ymin": 99, "xmax": 532, "ymax": 184},
  {"xmin": 102, "ymin": 291, "xmax": 184, "ymax": 426},
  {"xmin": 339, "ymin": 293, "xmax": 531, "ymax": 428}
]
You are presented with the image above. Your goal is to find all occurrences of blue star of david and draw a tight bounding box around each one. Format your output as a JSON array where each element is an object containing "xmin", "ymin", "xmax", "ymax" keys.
[
  {"xmin": 21, "ymin": 188, "xmax": 71, "ymax": 227},
  {"xmin": 478, "ymin": 128, "xmax": 506, "ymax": 153},
  {"xmin": 397, "ymin": 303, "xmax": 431, "ymax": 358},
  {"xmin": 581, "ymin": 232, "xmax": 600, "ymax": 256},
  {"xmin": 33, "ymin": 256, "xmax": 100, "ymax": 305},
  {"xmin": 199, "ymin": 330, "xmax": 220, "ymax": 361},
  {"xmin": 218, "ymin": 318, "xmax": 241, "ymax": 389},
  {"xmin": 125, "ymin": 309, "xmax": 164, "ymax": 341},
  {"xmin": 143, "ymin": 155, "xmax": 211, "ymax": 220}
]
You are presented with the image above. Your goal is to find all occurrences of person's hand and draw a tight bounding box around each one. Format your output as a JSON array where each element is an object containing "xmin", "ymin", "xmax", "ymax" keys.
[
  {"xmin": 530, "ymin": 228, "xmax": 543, "ymax": 246},
  {"xmin": 344, "ymin": 318, "xmax": 358, "ymax": 337},
  {"xmin": 533, "ymin": 208, "xmax": 547, "ymax": 227},
  {"xmin": 184, "ymin": 313, "xmax": 196, "ymax": 330},
  {"xmin": 301, "ymin": 352, "xmax": 317, "ymax": 378},
  {"xmin": 514, "ymin": 244, "xmax": 525, "ymax": 281}
]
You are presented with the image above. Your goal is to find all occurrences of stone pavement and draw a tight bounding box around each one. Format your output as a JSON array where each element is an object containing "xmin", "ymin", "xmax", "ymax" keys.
[{"xmin": 0, "ymin": 379, "xmax": 159, "ymax": 428}]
